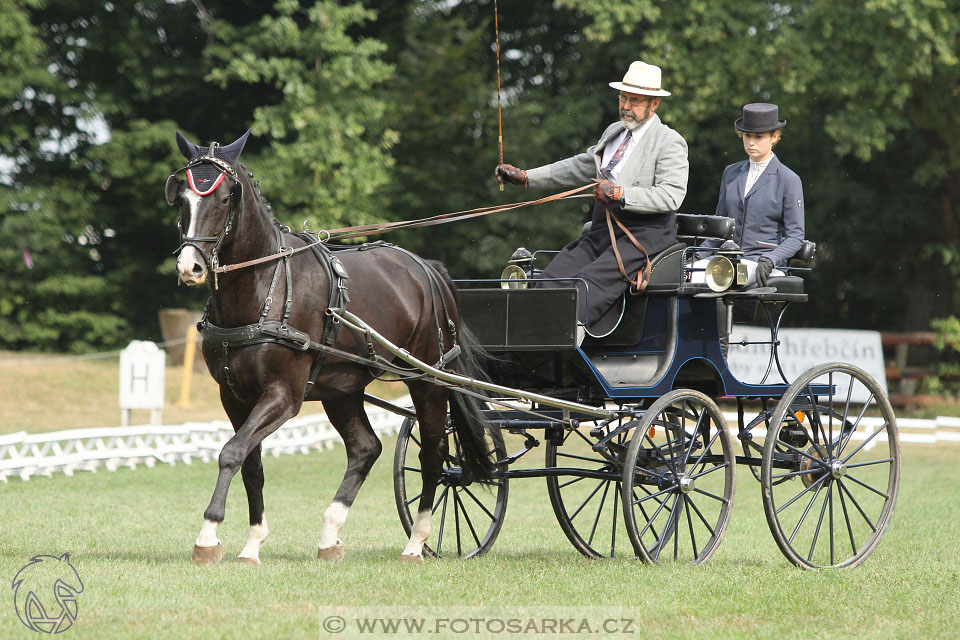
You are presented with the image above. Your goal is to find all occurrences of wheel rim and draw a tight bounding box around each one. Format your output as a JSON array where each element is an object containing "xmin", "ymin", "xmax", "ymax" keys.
[
  {"xmin": 545, "ymin": 418, "xmax": 633, "ymax": 559},
  {"xmin": 622, "ymin": 390, "xmax": 735, "ymax": 564},
  {"xmin": 762, "ymin": 364, "xmax": 900, "ymax": 569},
  {"xmin": 394, "ymin": 417, "xmax": 508, "ymax": 559}
]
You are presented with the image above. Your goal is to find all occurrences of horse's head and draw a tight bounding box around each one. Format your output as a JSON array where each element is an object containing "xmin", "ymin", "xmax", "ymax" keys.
[{"xmin": 166, "ymin": 129, "xmax": 251, "ymax": 285}]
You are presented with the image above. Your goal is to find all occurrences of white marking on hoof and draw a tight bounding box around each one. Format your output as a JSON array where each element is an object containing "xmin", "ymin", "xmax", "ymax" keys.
[
  {"xmin": 237, "ymin": 515, "xmax": 269, "ymax": 565},
  {"xmin": 317, "ymin": 540, "xmax": 345, "ymax": 562},
  {"xmin": 195, "ymin": 519, "xmax": 221, "ymax": 548},
  {"xmin": 317, "ymin": 502, "xmax": 349, "ymax": 550},
  {"xmin": 401, "ymin": 510, "xmax": 433, "ymax": 558}
]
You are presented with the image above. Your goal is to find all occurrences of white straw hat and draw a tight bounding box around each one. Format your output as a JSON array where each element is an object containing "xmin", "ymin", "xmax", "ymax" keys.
[{"xmin": 608, "ymin": 61, "xmax": 671, "ymax": 97}]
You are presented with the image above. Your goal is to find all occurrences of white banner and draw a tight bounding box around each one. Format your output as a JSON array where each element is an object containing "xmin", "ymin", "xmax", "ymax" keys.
[{"xmin": 727, "ymin": 327, "xmax": 887, "ymax": 403}]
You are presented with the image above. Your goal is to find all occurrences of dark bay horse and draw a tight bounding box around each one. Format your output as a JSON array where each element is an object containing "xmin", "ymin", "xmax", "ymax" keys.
[{"xmin": 165, "ymin": 130, "xmax": 493, "ymax": 564}]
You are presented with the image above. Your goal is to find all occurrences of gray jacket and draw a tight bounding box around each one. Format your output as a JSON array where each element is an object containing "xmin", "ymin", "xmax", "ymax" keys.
[
  {"xmin": 525, "ymin": 115, "xmax": 689, "ymax": 214},
  {"xmin": 702, "ymin": 155, "xmax": 805, "ymax": 267}
]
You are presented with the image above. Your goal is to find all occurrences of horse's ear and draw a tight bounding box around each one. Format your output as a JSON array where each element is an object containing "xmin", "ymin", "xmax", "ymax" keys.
[
  {"xmin": 220, "ymin": 129, "xmax": 252, "ymax": 165},
  {"xmin": 176, "ymin": 130, "xmax": 202, "ymax": 160},
  {"xmin": 165, "ymin": 175, "xmax": 184, "ymax": 206}
]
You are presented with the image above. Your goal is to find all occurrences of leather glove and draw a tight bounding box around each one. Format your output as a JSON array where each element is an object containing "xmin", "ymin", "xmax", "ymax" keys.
[
  {"xmin": 495, "ymin": 163, "xmax": 528, "ymax": 186},
  {"xmin": 593, "ymin": 180, "xmax": 624, "ymax": 204},
  {"xmin": 755, "ymin": 256, "xmax": 775, "ymax": 287}
]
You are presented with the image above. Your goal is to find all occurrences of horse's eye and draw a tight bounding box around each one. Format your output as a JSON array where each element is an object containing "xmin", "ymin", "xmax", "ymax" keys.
[{"xmin": 221, "ymin": 195, "xmax": 230, "ymax": 205}]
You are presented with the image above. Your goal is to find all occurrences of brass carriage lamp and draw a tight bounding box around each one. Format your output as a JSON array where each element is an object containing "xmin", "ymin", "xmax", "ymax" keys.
[
  {"xmin": 705, "ymin": 241, "xmax": 748, "ymax": 293},
  {"xmin": 500, "ymin": 247, "xmax": 534, "ymax": 289}
]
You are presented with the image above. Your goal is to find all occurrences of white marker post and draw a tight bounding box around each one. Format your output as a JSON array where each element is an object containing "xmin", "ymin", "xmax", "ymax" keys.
[{"xmin": 119, "ymin": 341, "xmax": 166, "ymax": 426}]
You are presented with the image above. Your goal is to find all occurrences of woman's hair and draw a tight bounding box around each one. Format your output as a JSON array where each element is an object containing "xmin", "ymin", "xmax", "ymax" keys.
[{"xmin": 736, "ymin": 129, "xmax": 783, "ymax": 145}]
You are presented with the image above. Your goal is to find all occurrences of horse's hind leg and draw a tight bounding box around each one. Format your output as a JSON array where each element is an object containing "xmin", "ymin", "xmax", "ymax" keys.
[
  {"xmin": 237, "ymin": 444, "xmax": 269, "ymax": 565},
  {"xmin": 400, "ymin": 383, "xmax": 448, "ymax": 562},
  {"xmin": 317, "ymin": 393, "xmax": 383, "ymax": 561}
]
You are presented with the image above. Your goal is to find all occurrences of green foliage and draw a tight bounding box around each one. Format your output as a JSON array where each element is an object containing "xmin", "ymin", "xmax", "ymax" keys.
[
  {"xmin": 2, "ymin": 0, "xmax": 959, "ymax": 353},
  {"xmin": 205, "ymin": 1, "xmax": 397, "ymax": 229}
]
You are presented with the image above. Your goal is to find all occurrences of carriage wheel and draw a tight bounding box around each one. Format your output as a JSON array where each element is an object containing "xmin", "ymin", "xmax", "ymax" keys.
[
  {"xmin": 545, "ymin": 417, "xmax": 634, "ymax": 559},
  {"xmin": 393, "ymin": 416, "xmax": 508, "ymax": 559},
  {"xmin": 621, "ymin": 390, "xmax": 735, "ymax": 564},
  {"xmin": 761, "ymin": 363, "xmax": 900, "ymax": 569}
]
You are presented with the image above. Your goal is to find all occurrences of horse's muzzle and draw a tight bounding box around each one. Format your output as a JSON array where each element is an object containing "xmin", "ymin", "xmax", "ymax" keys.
[{"xmin": 177, "ymin": 247, "xmax": 208, "ymax": 285}]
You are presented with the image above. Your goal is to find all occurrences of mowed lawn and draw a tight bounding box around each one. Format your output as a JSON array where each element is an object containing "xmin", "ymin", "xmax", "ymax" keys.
[{"xmin": 1, "ymin": 438, "xmax": 957, "ymax": 640}]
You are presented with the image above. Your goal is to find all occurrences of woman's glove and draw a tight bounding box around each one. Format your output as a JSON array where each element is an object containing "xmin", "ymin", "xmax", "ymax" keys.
[{"xmin": 755, "ymin": 257, "xmax": 775, "ymax": 287}]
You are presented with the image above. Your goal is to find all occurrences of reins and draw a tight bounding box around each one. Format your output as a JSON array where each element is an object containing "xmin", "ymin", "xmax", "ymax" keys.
[{"xmin": 214, "ymin": 183, "xmax": 594, "ymax": 275}]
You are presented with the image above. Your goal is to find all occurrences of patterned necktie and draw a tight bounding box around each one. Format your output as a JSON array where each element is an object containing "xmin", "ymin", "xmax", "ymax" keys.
[{"xmin": 601, "ymin": 130, "xmax": 633, "ymax": 177}]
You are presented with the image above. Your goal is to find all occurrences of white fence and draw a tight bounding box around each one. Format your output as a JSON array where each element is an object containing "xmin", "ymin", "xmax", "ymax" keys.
[
  {"xmin": 2, "ymin": 402, "xmax": 958, "ymax": 483},
  {"xmin": 0, "ymin": 401, "xmax": 409, "ymax": 483}
]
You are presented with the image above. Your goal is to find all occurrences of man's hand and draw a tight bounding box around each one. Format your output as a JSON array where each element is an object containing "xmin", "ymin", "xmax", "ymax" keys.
[
  {"xmin": 495, "ymin": 164, "xmax": 528, "ymax": 186},
  {"xmin": 593, "ymin": 180, "xmax": 624, "ymax": 204},
  {"xmin": 755, "ymin": 256, "xmax": 775, "ymax": 287}
]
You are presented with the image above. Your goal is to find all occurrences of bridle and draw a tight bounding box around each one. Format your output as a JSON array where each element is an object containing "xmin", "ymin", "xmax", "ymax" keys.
[{"xmin": 168, "ymin": 143, "xmax": 244, "ymax": 286}]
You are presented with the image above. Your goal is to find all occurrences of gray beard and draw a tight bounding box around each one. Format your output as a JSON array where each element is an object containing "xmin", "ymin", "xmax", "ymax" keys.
[{"xmin": 621, "ymin": 114, "xmax": 644, "ymax": 131}]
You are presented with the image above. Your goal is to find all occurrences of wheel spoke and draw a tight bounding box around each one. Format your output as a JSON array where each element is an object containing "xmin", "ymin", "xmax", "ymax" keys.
[
  {"xmin": 460, "ymin": 484, "xmax": 497, "ymax": 521},
  {"xmin": 806, "ymin": 482, "xmax": 832, "ymax": 563},
  {"xmin": 453, "ymin": 490, "xmax": 482, "ymax": 551},
  {"xmin": 769, "ymin": 437, "xmax": 829, "ymax": 468},
  {"xmin": 689, "ymin": 428, "xmax": 722, "ymax": 472},
  {"xmin": 680, "ymin": 402, "xmax": 707, "ymax": 469},
  {"xmin": 632, "ymin": 484, "xmax": 678, "ymax": 506},
  {"xmin": 836, "ymin": 394, "xmax": 875, "ymax": 459},
  {"xmin": 586, "ymin": 479, "xmax": 612, "ymax": 547},
  {"xmin": 569, "ymin": 479, "xmax": 608, "ymax": 521},
  {"xmin": 837, "ymin": 479, "xmax": 878, "ymax": 532},
  {"xmin": 557, "ymin": 451, "xmax": 611, "ymax": 465},
  {"xmin": 772, "ymin": 467, "xmax": 829, "ymax": 481},
  {"xmin": 688, "ymin": 461, "xmax": 729, "ymax": 481},
  {"xmin": 775, "ymin": 474, "xmax": 828, "ymax": 515},
  {"xmin": 842, "ymin": 472, "xmax": 891, "ymax": 500},
  {"xmin": 788, "ymin": 481, "xmax": 825, "ymax": 545},
  {"xmin": 685, "ymin": 493, "xmax": 699, "ymax": 559},
  {"xmin": 691, "ymin": 486, "xmax": 730, "ymax": 504},
  {"xmin": 405, "ymin": 491, "xmax": 423, "ymax": 508},
  {"xmin": 637, "ymin": 490, "xmax": 674, "ymax": 541},
  {"xmin": 686, "ymin": 495, "xmax": 717, "ymax": 537},
  {"xmin": 402, "ymin": 465, "xmax": 421, "ymax": 473},
  {"xmin": 841, "ymin": 422, "xmax": 890, "ymax": 464},
  {"xmin": 837, "ymin": 480, "xmax": 859, "ymax": 554},
  {"xmin": 435, "ymin": 487, "xmax": 450, "ymax": 556},
  {"xmin": 845, "ymin": 457, "xmax": 894, "ymax": 470},
  {"xmin": 558, "ymin": 475, "xmax": 589, "ymax": 490}
]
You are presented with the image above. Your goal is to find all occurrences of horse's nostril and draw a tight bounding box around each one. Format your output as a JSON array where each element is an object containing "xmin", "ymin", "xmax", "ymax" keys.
[{"xmin": 192, "ymin": 264, "xmax": 205, "ymax": 277}]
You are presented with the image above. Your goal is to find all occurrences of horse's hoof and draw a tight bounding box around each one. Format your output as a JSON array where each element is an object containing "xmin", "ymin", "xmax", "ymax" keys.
[
  {"xmin": 317, "ymin": 540, "xmax": 345, "ymax": 562},
  {"xmin": 192, "ymin": 544, "xmax": 223, "ymax": 565},
  {"xmin": 399, "ymin": 553, "xmax": 424, "ymax": 564},
  {"xmin": 236, "ymin": 556, "xmax": 261, "ymax": 566}
]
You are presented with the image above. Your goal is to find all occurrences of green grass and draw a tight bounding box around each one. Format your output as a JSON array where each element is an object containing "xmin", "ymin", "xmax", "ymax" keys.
[{"xmin": 0, "ymin": 440, "xmax": 957, "ymax": 639}]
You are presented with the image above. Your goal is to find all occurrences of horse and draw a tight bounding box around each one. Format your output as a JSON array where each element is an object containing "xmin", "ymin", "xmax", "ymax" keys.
[{"xmin": 164, "ymin": 130, "xmax": 495, "ymax": 564}]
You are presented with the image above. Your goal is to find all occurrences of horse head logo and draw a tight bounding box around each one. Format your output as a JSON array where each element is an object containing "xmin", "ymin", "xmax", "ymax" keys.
[{"xmin": 11, "ymin": 553, "xmax": 84, "ymax": 634}]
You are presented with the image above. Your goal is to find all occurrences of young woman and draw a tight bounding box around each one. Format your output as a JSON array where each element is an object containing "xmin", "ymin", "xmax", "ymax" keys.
[{"xmin": 695, "ymin": 103, "xmax": 805, "ymax": 286}]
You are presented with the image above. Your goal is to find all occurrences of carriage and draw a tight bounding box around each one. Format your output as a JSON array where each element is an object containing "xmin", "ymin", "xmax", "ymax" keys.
[
  {"xmin": 167, "ymin": 131, "xmax": 898, "ymax": 570},
  {"xmin": 390, "ymin": 214, "xmax": 901, "ymax": 570}
]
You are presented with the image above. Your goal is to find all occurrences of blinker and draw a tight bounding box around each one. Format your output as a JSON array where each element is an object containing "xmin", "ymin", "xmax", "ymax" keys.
[{"xmin": 165, "ymin": 175, "xmax": 184, "ymax": 206}]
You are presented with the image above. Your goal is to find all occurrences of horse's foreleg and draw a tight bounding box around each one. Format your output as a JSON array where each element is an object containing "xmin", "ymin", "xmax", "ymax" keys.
[
  {"xmin": 237, "ymin": 445, "xmax": 269, "ymax": 565},
  {"xmin": 317, "ymin": 394, "xmax": 382, "ymax": 562},
  {"xmin": 400, "ymin": 385, "xmax": 448, "ymax": 562},
  {"xmin": 193, "ymin": 391, "xmax": 298, "ymax": 565}
]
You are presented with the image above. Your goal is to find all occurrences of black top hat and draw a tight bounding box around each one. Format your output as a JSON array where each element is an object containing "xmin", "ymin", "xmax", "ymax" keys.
[{"xmin": 734, "ymin": 103, "xmax": 786, "ymax": 133}]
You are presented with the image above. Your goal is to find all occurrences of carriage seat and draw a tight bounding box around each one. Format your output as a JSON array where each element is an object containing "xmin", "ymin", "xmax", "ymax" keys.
[{"xmin": 757, "ymin": 240, "xmax": 815, "ymax": 301}]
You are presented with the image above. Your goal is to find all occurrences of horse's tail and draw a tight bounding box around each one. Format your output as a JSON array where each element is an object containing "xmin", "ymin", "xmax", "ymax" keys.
[{"xmin": 427, "ymin": 261, "xmax": 499, "ymax": 483}]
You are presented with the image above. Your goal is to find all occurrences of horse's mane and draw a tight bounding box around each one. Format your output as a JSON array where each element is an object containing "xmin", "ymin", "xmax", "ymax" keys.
[{"xmin": 236, "ymin": 162, "xmax": 289, "ymax": 234}]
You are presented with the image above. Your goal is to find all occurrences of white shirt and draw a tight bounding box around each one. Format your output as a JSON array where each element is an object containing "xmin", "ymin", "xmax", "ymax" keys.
[
  {"xmin": 600, "ymin": 116, "xmax": 655, "ymax": 183},
  {"xmin": 745, "ymin": 154, "xmax": 774, "ymax": 194}
]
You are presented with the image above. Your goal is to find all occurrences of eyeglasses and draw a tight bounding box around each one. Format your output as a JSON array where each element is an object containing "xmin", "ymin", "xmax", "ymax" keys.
[{"xmin": 619, "ymin": 93, "xmax": 652, "ymax": 107}]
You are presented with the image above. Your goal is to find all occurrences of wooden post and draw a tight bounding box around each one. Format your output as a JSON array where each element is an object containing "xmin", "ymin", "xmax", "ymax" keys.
[{"xmin": 176, "ymin": 325, "xmax": 198, "ymax": 408}]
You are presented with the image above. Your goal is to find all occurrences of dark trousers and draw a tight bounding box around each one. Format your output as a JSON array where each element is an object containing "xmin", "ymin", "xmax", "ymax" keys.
[{"xmin": 536, "ymin": 203, "xmax": 676, "ymax": 331}]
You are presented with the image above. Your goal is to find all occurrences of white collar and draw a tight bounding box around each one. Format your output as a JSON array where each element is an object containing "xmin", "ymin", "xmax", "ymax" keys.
[{"xmin": 749, "ymin": 153, "xmax": 775, "ymax": 173}]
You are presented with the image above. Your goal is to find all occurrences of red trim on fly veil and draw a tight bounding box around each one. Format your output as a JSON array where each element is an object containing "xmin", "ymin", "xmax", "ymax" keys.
[{"xmin": 186, "ymin": 169, "xmax": 226, "ymax": 196}]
